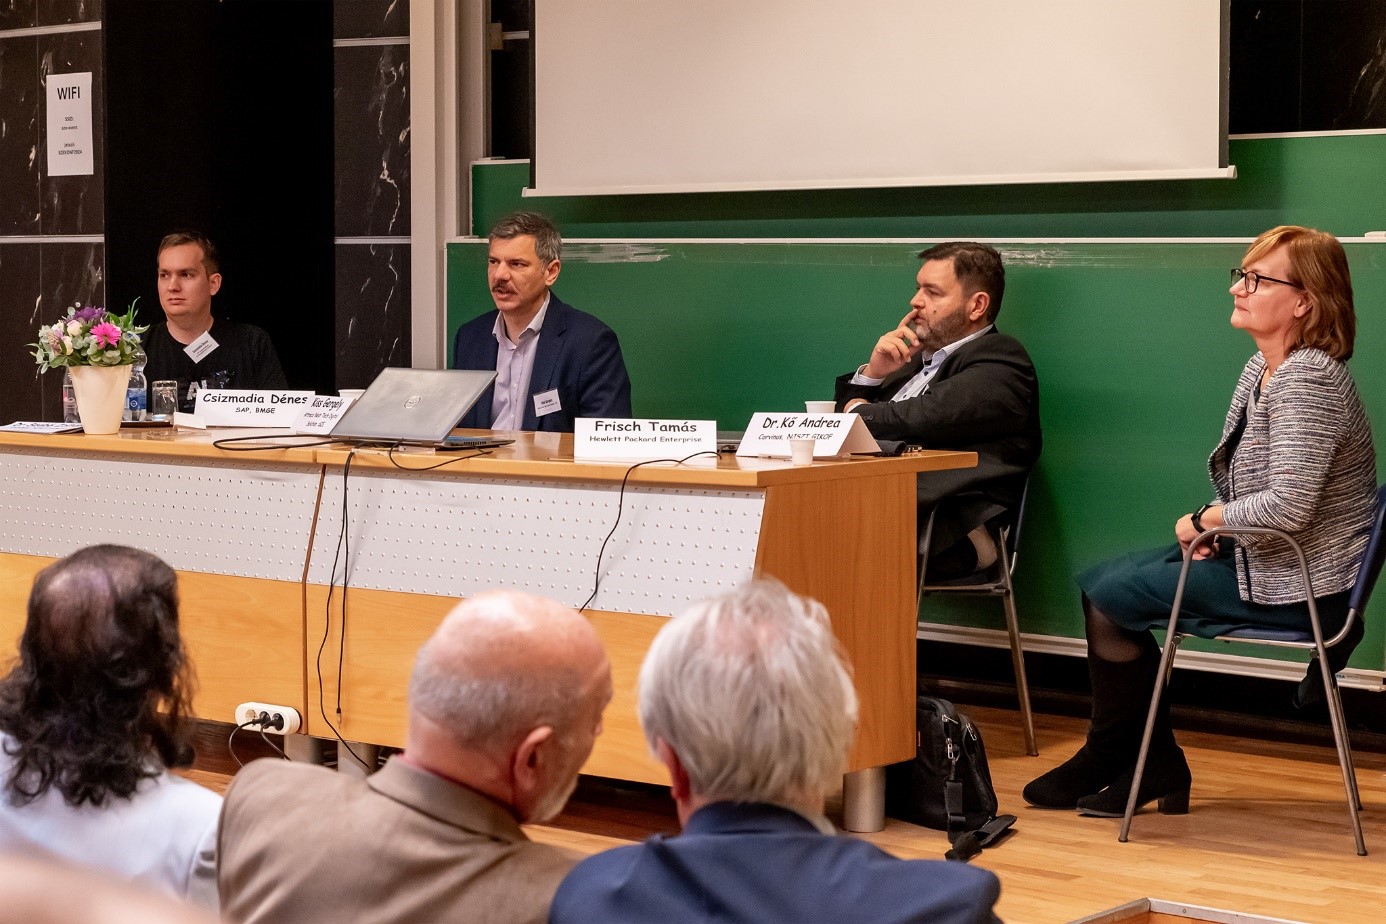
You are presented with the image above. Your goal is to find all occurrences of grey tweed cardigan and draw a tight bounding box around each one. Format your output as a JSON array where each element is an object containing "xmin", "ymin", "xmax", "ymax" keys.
[{"xmin": 1208, "ymin": 348, "xmax": 1377, "ymax": 605}]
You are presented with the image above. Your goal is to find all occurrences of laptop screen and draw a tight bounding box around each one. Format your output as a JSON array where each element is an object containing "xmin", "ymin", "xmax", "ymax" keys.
[{"xmin": 329, "ymin": 368, "xmax": 497, "ymax": 445}]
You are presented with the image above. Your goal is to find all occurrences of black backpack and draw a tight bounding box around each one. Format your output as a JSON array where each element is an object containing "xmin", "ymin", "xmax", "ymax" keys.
[{"xmin": 885, "ymin": 695, "xmax": 1015, "ymax": 860}]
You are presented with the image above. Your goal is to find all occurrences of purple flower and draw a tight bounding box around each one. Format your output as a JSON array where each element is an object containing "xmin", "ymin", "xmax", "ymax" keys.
[
  {"xmin": 90, "ymin": 321, "xmax": 122, "ymax": 349},
  {"xmin": 73, "ymin": 306, "xmax": 105, "ymax": 324}
]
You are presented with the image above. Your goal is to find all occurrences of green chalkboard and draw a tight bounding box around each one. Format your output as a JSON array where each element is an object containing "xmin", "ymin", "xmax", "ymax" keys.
[
  {"xmin": 471, "ymin": 134, "xmax": 1386, "ymax": 240},
  {"xmin": 446, "ymin": 238, "xmax": 1386, "ymax": 672}
]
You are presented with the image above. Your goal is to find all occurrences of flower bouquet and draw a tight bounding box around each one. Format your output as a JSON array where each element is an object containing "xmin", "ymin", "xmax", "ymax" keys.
[
  {"xmin": 32, "ymin": 302, "xmax": 146, "ymax": 371},
  {"xmin": 32, "ymin": 303, "xmax": 148, "ymax": 434}
]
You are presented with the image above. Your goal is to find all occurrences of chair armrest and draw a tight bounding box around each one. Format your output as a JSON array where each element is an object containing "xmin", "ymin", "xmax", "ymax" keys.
[{"xmin": 1182, "ymin": 526, "xmax": 1356, "ymax": 650}]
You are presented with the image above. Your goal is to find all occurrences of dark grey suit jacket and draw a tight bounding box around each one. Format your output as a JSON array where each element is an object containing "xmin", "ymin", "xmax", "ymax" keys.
[{"xmin": 835, "ymin": 328, "xmax": 1041, "ymax": 551}]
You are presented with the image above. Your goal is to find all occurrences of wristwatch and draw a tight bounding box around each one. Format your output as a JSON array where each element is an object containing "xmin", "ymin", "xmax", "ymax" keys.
[{"xmin": 1191, "ymin": 502, "xmax": 1214, "ymax": 532}]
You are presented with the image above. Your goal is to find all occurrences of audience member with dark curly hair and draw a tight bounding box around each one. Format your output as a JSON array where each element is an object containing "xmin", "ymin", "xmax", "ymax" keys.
[{"xmin": 0, "ymin": 545, "xmax": 220, "ymax": 910}]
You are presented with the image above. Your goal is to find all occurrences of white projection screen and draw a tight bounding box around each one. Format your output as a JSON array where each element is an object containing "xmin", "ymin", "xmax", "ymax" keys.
[{"xmin": 530, "ymin": 0, "xmax": 1232, "ymax": 197}]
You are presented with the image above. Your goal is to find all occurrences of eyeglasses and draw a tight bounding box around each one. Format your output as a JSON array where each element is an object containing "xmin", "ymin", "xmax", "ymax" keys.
[{"xmin": 1231, "ymin": 268, "xmax": 1302, "ymax": 294}]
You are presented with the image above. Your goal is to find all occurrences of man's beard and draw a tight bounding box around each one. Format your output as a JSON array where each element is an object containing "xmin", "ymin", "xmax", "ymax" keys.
[{"xmin": 915, "ymin": 307, "xmax": 972, "ymax": 352}]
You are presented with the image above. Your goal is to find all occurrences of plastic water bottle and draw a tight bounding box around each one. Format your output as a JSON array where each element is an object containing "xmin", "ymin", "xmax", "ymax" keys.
[
  {"xmin": 124, "ymin": 348, "xmax": 148, "ymax": 422},
  {"xmin": 62, "ymin": 369, "xmax": 79, "ymax": 424}
]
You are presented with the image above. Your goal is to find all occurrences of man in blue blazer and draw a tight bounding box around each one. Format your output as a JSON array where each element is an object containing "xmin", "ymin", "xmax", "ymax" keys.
[
  {"xmin": 451, "ymin": 211, "xmax": 632, "ymax": 431},
  {"xmin": 550, "ymin": 581, "xmax": 1003, "ymax": 924}
]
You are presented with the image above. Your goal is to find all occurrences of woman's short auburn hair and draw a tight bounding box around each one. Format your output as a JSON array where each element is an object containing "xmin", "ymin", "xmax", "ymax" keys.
[{"xmin": 1243, "ymin": 225, "xmax": 1356, "ymax": 361}]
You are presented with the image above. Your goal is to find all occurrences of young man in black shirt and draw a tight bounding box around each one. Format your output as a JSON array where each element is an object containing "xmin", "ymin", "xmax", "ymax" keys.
[{"xmin": 144, "ymin": 232, "xmax": 287, "ymax": 412}]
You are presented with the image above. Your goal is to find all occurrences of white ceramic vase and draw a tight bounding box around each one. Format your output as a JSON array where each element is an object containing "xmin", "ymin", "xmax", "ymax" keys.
[{"xmin": 67, "ymin": 364, "xmax": 133, "ymax": 435}]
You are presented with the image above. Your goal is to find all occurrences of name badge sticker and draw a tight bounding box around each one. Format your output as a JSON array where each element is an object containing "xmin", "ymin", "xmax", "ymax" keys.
[
  {"xmin": 184, "ymin": 330, "xmax": 219, "ymax": 363},
  {"xmin": 533, "ymin": 388, "xmax": 562, "ymax": 417}
]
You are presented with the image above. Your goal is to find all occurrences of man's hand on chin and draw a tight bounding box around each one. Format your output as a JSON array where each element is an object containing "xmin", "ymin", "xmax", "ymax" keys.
[{"xmin": 863, "ymin": 308, "xmax": 925, "ymax": 379}]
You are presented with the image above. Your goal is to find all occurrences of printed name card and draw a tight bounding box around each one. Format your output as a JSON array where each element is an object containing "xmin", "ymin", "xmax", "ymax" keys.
[
  {"xmin": 0, "ymin": 421, "xmax": 83, "ymax": 434},
  {"xmin": 736, "ymin": 413, "xmax": 878, "ymax": 459},
  {"xmin": 292, "ymin": 395, "xmax": 358, "ymax": 436},
  {"xmin": 195, "ymin": 390, "xmax": 317, "ymax": 427},
  {"xmin": 574, "ymin": 419, "xmax": 717, "ymax": 461}
]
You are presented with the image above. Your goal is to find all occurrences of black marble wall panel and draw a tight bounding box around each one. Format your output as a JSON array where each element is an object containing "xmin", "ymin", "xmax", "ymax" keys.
[
  {"xmin": 39, "ymin": 240, "xmax": 103, "ymax": 319},
  {"xmin": 0, "ymin": 35, "xmax": 41, "ymax": 234},
  {"xmin": 37, "ymin": 0, "xmax": 102, "ymax": 26},
  {"xmin": 1231, "ymin": 0, "xmax": 1386, "ymax": 133},
  {"xmin": 0, "ymin": 243, "xmax": 44, "ymax": 422},
  {"xmin": 0, "ymin": 1, "xmax": 34, "ymax": 30},
  {"xmin": 334, "ymin": 0, "xmax": 406, "ymax": 39},
  {"xmin": 1302, "ymin": 0, "xmax": 1386, "ymax": 130},
  {"xmin": 334, "ymin": 43, "xmax": 410, "ymax": 236},
  {"xmin": 335, "ymin": 243, "xmax": 409, "ymax": 388},
  {"xmin": 0, "ymin": 242, "xmax": 100, "ymax": 422},
  {"xmin": 39, "ymin": 30, "xmax": 103, "ymax": 234},
  {"xmin": 0, "ymin": 1, "xmax": 101, "ymax": 31},
  {"xmin": 0, "ymin": 14, "xmax": 104, "ymax": 422}
]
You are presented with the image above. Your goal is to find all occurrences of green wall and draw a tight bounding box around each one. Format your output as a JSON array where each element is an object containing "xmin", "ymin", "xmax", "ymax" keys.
[{"xmin": 447, "ymin": 134, "xmax": 1386, "ymax": 670}]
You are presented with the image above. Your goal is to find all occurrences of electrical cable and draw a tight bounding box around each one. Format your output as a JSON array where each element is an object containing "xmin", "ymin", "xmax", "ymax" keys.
[
  {"xmin": 227, "ymin": 717, "xmax": 261, "ymax": 769},
  {"xmin": 257, "ymin": 726, "xmax": 289, "ymax": 760},
  {"xmin": 578, "ymin": 451, "xmax": 718, "ymax": 613},
  {"xmin": 316, "ymin": 449, "xmax": 370, "ymax": 770},
  {"xmin": 211, "ymin": 434, "xmax": 341, "ymax": 451},
  {"xmin": 385, "ymin": 443, "xmax": 493, "ymax": 470}
]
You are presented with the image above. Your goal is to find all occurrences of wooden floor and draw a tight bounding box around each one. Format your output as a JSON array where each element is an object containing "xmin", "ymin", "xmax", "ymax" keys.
[{"xmin": 187, "ymin": 706, "xmax": 1386, "ymax": 924}]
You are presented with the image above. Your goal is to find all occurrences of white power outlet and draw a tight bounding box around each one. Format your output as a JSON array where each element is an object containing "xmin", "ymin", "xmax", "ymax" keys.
[{"xmin": 234, "ymin": 702, "xmax": 302, "ymax": 736}]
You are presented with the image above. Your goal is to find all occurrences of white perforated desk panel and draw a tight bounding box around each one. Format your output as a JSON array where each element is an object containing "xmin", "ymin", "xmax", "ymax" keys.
[
  {"xmin": 0, "ymin": 447, "xmax": 319, "ymax": 582},
  {"xmin": 307, "ymin": 467, "xmax": 765, "ymax": 616}
]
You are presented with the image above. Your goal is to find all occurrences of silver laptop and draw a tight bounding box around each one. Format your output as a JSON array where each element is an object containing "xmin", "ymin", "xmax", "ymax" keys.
[{"xmin": 329, "ymin": 368, "xmax": 506, "ymax": 447}]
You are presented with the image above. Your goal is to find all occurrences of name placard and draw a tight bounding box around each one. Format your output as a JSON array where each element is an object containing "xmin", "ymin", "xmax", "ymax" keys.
[
  {"xmin": 292, "ymin": 395, "xmax": 357, "ymax": 436},
  {"xmin": 195, "ymin": 390, "xmax": 317, "ymax": 427},
  {"xmin": 574, "ymin": 418, "xmax": 717, "ymax": 461},
  {"xmin": 736, "ymin": 413, "xmax": 879, "ymax": 459}
]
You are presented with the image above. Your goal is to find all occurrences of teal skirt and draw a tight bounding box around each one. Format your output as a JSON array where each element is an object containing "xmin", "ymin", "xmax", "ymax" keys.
[{"xmin": 1077, "ymin": 543, "xmax": 1351, "ymax": 639}]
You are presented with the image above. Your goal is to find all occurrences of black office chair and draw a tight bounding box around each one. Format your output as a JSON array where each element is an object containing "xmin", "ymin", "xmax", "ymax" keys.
[
  {"xmin": 917, "ymin": 479, "xmax": 1037, "ymax": 756},
  {"xmin": 1120, "ymin": 484, "xmax": 1386, "ymax": 856}
]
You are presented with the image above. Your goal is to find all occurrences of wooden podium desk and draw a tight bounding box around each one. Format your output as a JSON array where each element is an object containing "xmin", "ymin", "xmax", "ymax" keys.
[
  {"xmin": 0, "ymin": 429, "xmax": 973, "ymax": 800},
  {"xmin": 0, "ymin": 427, "xmax": 321, "ymax": 725}
]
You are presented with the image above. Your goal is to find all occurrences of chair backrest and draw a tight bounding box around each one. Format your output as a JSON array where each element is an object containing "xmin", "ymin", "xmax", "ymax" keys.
[
  {"xmin": 1006, "ymin": 476, "xmax": 1031, "ymax": 560},
  {"xmin": 1347, "ymin": 483, "xmax": 1386, "ymax": 616},
  {"xmin": 1000, "ymin": 475, "xmax": 1032, "ymax": 577}
]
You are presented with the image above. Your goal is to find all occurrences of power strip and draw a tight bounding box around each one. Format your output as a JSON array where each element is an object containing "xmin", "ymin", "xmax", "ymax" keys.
[{"xmin": 234, "ymin": 702, "xmax": 303, "ymax": 736}]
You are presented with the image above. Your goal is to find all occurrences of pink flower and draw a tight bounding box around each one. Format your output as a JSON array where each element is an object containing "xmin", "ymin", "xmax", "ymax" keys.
[{"xmin": 90, "ymin": 321, "xmax": 122, "ymax": 349}]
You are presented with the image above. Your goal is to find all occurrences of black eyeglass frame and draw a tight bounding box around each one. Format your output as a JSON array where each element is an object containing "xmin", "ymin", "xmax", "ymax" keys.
[{"xmin": 1231, "ymin": 268, "xmax": 1302, "ymax": 294}]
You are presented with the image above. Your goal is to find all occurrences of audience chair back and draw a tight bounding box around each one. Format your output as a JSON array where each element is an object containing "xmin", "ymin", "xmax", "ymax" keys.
[{"xmin": 1120, "ymin": 483, "xmax": 1386, "ymax": 856}]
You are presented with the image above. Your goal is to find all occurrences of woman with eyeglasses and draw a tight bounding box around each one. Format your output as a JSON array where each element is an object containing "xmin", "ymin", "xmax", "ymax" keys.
[{"xmin": 1024, "ymin": 225, "xmax": 1377, "ymax": 817}]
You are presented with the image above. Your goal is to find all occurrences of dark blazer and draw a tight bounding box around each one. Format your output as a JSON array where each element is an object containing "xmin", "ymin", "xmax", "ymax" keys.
[
  {"xmin": 450, "ymin": 294, "xmax": 632, "ymax": 432},
  {"xmin": 835, "ymin": 328, "xmax": 1041, "ymax": 551},
  {"xmin": 549, "ymin": 802, "xmax": 1002, "ymax": 924}
]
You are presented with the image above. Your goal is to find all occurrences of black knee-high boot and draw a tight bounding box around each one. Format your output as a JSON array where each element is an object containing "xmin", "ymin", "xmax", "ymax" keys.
[
  {"xmin": 1075, "ymin": 644, "xmax": 1191, "ymax": 817},
  {"xmin": 1022, "ymin": 645, "xmax": 1156, "ymax": 809}
]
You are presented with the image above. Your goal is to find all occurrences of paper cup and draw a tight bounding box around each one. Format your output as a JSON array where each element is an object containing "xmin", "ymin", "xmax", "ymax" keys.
[
  {"xmin": 804, "ymin": 400, "xmax": 837, "ymax": 413},
  {"xmin": 789, "ymin": 438, "xmax": 816, "ymax": 465}
]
